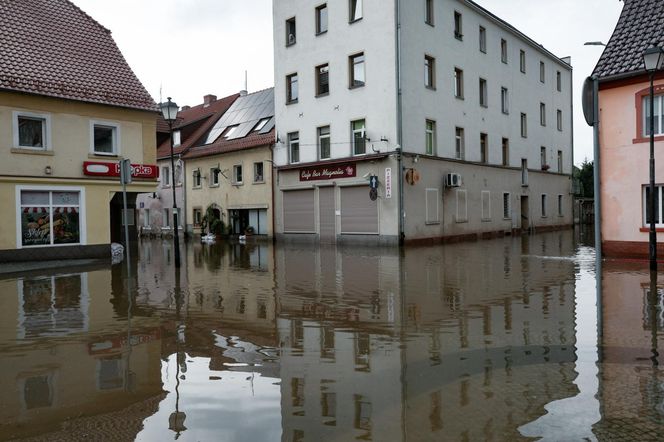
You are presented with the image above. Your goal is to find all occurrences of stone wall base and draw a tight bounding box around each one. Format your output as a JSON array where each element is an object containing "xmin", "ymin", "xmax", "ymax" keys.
[{"xmin": 0, "ymin": 244, "xmax": 110, "ymax": 263}]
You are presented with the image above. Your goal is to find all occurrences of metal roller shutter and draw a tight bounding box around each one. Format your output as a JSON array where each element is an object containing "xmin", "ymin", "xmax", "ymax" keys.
[
  {"xmin": 340, "ymin": 186, "xmax": 378, "ymax": 234},
  {"xmin": 283, "ymin": 189, "xmax": 315, "ymax": 233}
]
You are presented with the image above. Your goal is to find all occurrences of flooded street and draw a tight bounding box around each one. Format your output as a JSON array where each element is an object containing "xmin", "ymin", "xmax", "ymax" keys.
[{"xmin": 1, "ymin": 230, "xmax": 663, "ymax": 441}]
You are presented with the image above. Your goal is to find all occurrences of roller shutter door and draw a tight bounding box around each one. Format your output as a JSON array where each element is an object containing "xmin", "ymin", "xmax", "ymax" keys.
[
  {"xmin": 340, "ymin": 186, "xmax": 378, "ymax": 234},
  {"xmin": 283, "ymin": 189, "xmax": 315, "ymax": 233}
]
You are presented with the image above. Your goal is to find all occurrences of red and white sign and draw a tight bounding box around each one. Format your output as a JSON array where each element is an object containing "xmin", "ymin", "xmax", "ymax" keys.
[
  {"xmin": 83, "ymin": 161, "xmax": 159, "ymax": 179},
  {"xmin": 299, "ymin": 163, "xmax": 356, "ymax": 182},
  {"xmin": 385, "ymin": 167, "xmax": 392, "ymax": 199}
]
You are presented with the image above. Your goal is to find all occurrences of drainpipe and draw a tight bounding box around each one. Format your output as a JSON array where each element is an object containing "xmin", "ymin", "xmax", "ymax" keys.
[
  {"xmin": 592, "ymin": 76, "xmax": 601, "ymax": 257},
  {"xmin": 269, "ymin": 143, "xmax": 276, "ymax": 243},
  {"xmin": 181, "ymin": 154, "xmax": 187, "ymax": 237},
  {"xmin": 395, "ymin": 0, "xmax": 405, "ymax": 246}
]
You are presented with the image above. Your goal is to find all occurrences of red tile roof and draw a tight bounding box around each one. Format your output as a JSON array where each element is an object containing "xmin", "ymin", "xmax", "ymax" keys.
[
  {"xmin": 183, "ymin": 130, "xmax": 275, "ymax": 159},
  {"xmin": 0, "ymin": 0, "xmax": 156, "ymax": 111},
  {"xmin": 156, "ymin": 93, "xmax": 239, "ymax": 159}
]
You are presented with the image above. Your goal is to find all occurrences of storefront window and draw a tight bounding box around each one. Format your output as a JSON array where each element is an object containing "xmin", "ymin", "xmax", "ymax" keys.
[{"xmin": 20, "ymin": 190, "xmax": 81, "ymax": 247}]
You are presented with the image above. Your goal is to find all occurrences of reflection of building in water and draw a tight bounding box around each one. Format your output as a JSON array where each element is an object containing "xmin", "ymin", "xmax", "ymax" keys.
[
  {"xmin": 0, "ymin": 270, "xmax": 163, "ymax": 440},
  {"xmin": 594, "ymin": 262, "xmax": 664, "ymax": 439},
  {"xmin": 276, "ymin": 232, "xmax": 578, "ymax": 441}
]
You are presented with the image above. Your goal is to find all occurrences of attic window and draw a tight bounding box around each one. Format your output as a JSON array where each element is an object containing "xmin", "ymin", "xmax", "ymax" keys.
[
  {"xmin": 253, "ymin": 118, "xmax": 270, "ymax": 132},
  {"xmin": 223, "ymin": 125, "xmax": 239, "ymax": 139},
  {"xmin": 173, "ymin": 130, "xmax": 181, "ymax": 147}
]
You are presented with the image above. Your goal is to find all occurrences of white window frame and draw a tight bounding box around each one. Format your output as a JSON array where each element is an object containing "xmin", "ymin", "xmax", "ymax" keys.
[
  {"xmin": 557, "ymin": 109, "xmax": 563, "ymax": 131},
  {"xmin": 481, "ymin": 190, "xmax": 491, "ymax": 221},
  {"xmin": 455, "ymin": 127, "xmax": 464, "ymax": 160},
  {"xmin": 192, "ymin": 169, "xmax": 202, "ymax": 189},
  {"xmin": 643, "ymin": 95, "xmax": 664, "ymax": 137},
  {"xmin": 501, "ymin": 87, "xmax": 509, "ymax": 114},
  {"xmin": 352, "ymin": 119, "xmax": 366, "ymax": 156},
  {"xmin": 349, "ymin": 0, "xmax": 363, "ymax": 22},
  {"xmin": 193, "ymin": 208, "xmax": 203, "ymax": 226},
  {"xmin": 163, "ymin": 208, "xmax": 170, "ymax": 227},
  {"xmin": 520, "ymin": 50, "xmax": 526, "ymax": 73},
  {"xmin": 89, "ymin": 120, "xmax": 120, "ymax": 156},
  {"xmin": 479, "ymin": 78, "xmax": 488, "ymax": 107},
  {"xmin": 425, "ymin": 55, "xmax": 436, "ymax": 89},
  {"xmin": 454, "ymin": 67, "xmax": 464, "ymax": 99},
  {"xmin": 318, "ymin": 125, "xmax": 331, "ymax": 159},
  {"xmin": 210, "ymin": 168, "xmax": 220, "ymax": 187},
  {"xmin": 233, "ymin": 164, "xmax": 243, "ymax": 185},
  {"xmin": 12, "ymin": 111, "xmax": 51, "ymax": 151},
  {"xmin": 425, "ymin": 188, "xmax": 440, "ymax": 224},
  {"xmin": 288, "ymin": 132, "xmax": 300, "ymax": 164},
  {"xmin": 540, "ymin": 61, "xmax": 546, "ymax": 83},
  {"xmin": 501, "ymin": 39, "xmax": 508, "ymax": 63},
  {"xmin": 173, "ymin": 130, "xmax": 181, "ymax": 147},
  {"xmin": 425, "ymin": 119, "xmax": 436, "ymax": 155},
  {"xmin": 162, "ymin": 166, "xmax": 170, "ymax": 187},
  {"xmin": 15, "ymin": 185, "xmax": 87, "ymax": 249},
  {"xmin": 254, "ymin": 162, "xmax": 265, "ymax": 183},
  {"xmin": 540, "ymin": 103, "xmax": 546, "ymax": 126},
  {"xmin": 143, "ymin": 209, "xmax": 151, "ymax": 227}
]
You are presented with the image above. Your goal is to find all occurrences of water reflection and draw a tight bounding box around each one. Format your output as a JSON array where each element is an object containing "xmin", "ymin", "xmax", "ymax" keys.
[{"xmin": 1, "ymin": 231, "xmax": 663, "ymax": 440}]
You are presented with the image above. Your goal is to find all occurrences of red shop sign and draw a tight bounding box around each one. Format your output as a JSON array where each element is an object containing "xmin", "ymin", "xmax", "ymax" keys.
[
  {"xmin": 299, "ymin": 163, "xmax": 356, "ymax": 181},
  {"xmin": 83, "ymin": 161, "xmax": 159, "ymax": 179}
]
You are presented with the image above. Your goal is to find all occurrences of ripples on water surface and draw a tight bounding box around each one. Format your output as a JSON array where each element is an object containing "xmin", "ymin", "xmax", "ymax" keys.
[{"xmin": 0, "ymin": 229, "xmax": 663, "ymax": 441}]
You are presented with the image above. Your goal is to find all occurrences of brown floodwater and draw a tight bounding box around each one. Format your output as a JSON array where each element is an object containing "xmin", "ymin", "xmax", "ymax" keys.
[{"xmin": 0, "ymin": 229, "xmax": 663, "ymax": 441}]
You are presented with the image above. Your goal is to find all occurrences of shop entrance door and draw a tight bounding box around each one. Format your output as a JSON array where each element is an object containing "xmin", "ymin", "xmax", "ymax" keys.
[{"xmin": 520, "ymin": 195, "xmax": 530, "ymax": 233}]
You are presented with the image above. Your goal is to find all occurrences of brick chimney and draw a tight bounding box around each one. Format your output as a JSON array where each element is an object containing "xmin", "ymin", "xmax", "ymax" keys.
[
  {"xmin": 181, "ymin": 105, "xmax": 191, "ymax": 111},
  {"xmin": 203, "ymin": 94, "xmax": 217, "ymax": 106}
]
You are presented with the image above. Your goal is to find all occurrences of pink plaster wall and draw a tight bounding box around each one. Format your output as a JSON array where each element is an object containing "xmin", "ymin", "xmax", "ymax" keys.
[{"xmin": 600, "ymin": 80, "xmax": 664, "ymax": 243}]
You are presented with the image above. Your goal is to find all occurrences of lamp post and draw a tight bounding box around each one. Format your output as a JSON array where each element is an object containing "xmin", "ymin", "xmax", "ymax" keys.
[
  {"xmin": 644, "ymin": 47, "xmax": 664, "ymax": 271},
  {"xmin": 159, "ymin": 97, "xmax": 181, "ymax": 268}
]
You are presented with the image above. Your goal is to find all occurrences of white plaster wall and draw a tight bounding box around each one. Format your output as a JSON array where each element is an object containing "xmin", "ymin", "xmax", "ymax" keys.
[
  {"xmin": 273, "ymin": 0, "xmax": 399, "ymax": 167},
  {"xmin": 399, "ymin": 0, "xmax": 574, "ymax": 173}
]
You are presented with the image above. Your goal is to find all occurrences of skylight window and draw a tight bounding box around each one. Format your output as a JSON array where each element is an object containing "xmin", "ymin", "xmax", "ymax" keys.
[
  {"xmin": 253, "ymin": 118, "xmax": 270, "ymax": 132},
  {"xmin": 223, "ymin": 125, "xmax": 239, "ymax": 139}
]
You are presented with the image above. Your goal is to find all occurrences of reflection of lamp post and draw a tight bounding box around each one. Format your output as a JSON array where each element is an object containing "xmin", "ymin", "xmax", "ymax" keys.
[
  {"xmin": 159, "ymin": 97, "xmax": 181, "ymax": 268},
  {"xmin": 644, "ymin": 47, "xmax": 664, "ymax": 271},
  {"xmin": 169, "ymin": 266, "xmax": 187, "ymax": 438}
]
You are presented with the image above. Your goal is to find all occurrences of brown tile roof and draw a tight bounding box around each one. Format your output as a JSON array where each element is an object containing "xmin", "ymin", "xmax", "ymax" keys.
[
  {"xmin": 593, "ymin": 0, "xmax": 664, "ymax": 80},
  {"xmin": 0, "ymin": 0, "xmax": 156, "ymax": 111},
  {"xmin": 183, "ymin": 129, "xmax": 275, "ymax": 159},
  {"xmin": 183, "ymin": 88, "xmax": 275, "ymax": 160},
  {"xmin": 156, "ymin": 93, "xmax": 239, "ymax": 159}
]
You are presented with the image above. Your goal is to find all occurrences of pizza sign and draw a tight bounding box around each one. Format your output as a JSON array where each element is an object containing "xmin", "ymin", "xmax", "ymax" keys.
[
  {"xmin": 299, "ymin": 163, "xmax": 356, "ymax": 181},
  {"xmin": 83, "ymin": 161, "xmax": 159, "ymax": 179}
]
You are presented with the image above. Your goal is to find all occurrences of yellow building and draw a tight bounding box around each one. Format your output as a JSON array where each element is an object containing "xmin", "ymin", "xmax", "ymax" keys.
[
  {"xmin": 0, "ymin": 0, "xmax": 157, "ymax": 262},
  {"xmin": 183, "ymin": 89, "xmax": 275, "ymax": 237}
]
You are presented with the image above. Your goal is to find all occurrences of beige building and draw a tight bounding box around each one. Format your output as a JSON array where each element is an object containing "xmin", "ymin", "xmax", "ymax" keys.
[
  {"xmin": 183, "ymin": 89, "xmax": 275, "ymax": 237},
  {"xmin": 0, "ymin": 0, "xmax": 157, "ymax": 261}
]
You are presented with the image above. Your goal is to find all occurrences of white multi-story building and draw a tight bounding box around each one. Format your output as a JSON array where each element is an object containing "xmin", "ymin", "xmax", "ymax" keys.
[{"xmin": 273, "ymin": 0, "xmax": 574, "ymax": 245}]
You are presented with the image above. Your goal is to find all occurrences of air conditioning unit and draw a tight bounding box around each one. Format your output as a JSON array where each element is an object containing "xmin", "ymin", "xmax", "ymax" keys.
[{"xmin": 445, "ymin": 173, "xmax": 462, "ymax": 188}]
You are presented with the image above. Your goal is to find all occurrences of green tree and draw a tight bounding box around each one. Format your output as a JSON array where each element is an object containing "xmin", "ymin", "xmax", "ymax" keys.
[{"xmin": 577, "ymin": 158, "xmax": 594, "ymax": 198}]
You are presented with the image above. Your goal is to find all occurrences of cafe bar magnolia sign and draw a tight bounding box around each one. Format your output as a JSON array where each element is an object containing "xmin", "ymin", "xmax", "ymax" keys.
[
  {"xmin": 299, "ymin": 163, "xmax": 356, "ymax": 181},
  {"xmin": 83, "ymin": 161, "xmax": 159, "ymax": 179}
]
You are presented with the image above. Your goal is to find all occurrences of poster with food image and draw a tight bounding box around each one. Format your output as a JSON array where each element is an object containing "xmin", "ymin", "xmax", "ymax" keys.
[
  {"xmin": 52, "ymin": 207, "xmax": 80, "ymax": 244},
  {"xmin": 21, "ymin": 207, "xmax": 51, "ymax": 246},
  {"xmin": 21, "ymin": 206, "xmax": 80, "ymax": 246}
]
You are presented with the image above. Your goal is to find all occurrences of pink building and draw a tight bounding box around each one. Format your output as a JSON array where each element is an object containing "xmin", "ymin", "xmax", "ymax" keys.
[{"xmin": 594, "ymin": 0, "xmax": 664, "ymax": 259}]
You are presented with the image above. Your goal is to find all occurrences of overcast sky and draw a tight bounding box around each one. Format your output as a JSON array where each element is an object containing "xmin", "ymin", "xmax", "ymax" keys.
[{"xmin": 72, "ymin": 0, "xmax": 622, "ymax": 165}]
